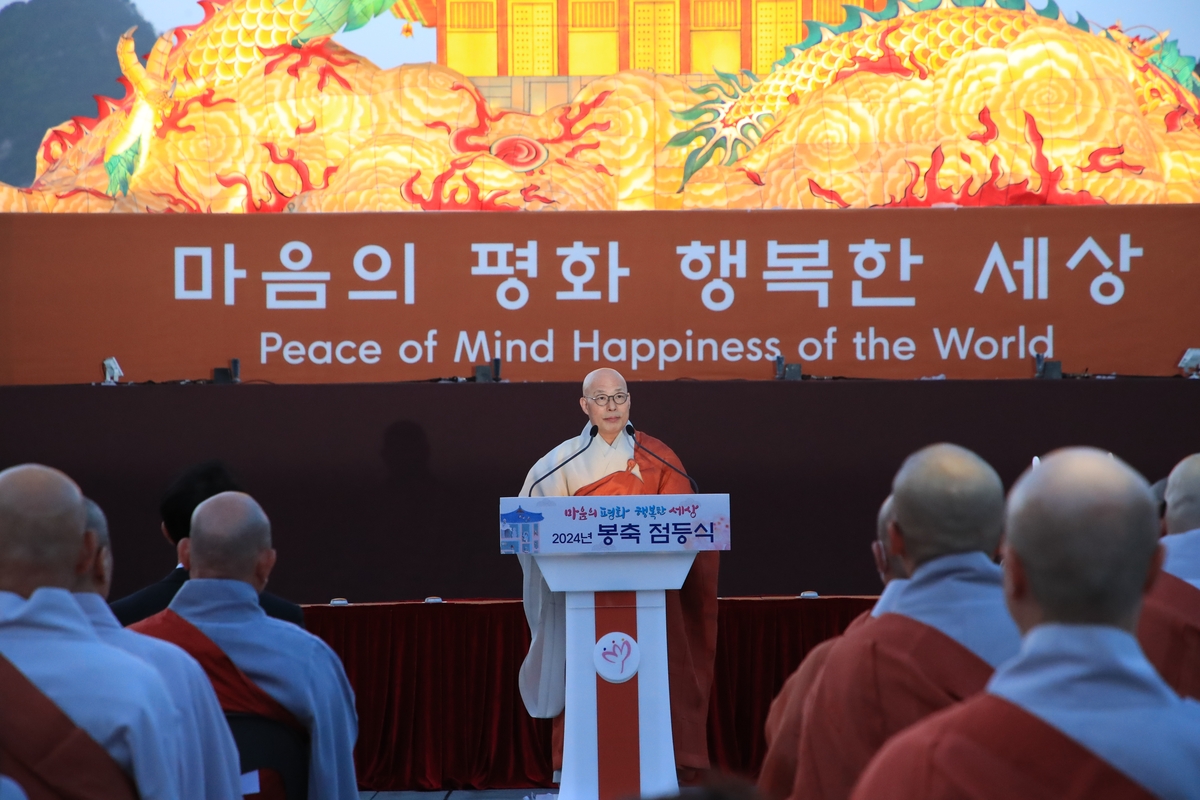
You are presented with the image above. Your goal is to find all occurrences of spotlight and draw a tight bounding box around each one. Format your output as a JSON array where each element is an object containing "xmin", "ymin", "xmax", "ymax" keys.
[
  {"xmin": 1179, "ymin": 348, "xmax": 1200, "ymax": 377},
  {"xmin": 102, "ymin": 357, "xmax": 123, "ymax": 385}
]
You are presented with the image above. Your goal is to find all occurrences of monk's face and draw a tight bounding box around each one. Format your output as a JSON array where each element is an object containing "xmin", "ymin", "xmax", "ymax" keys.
[{"xmin": 580, "ymin": 372, "xmax": 630, "ymax": 443}]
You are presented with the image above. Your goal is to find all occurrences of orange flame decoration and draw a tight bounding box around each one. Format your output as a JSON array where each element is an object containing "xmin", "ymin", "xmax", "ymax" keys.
[{"xmin": 4, "ymin": 0, "xmax": 1200, "ymax": 212}]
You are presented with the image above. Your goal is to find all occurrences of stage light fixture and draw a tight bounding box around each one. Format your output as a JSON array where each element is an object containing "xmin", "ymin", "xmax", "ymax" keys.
[
  {"xmin": 1179, "ymin": 348, "xmax": 1200, "ymax": 375},
  {"xmin": 102, "ymin": 357, "xmax": 123, "ymax": 384},
  {"xmin": 1035, "ymin": 354, "xmax": 1061, "ymax": 380}
]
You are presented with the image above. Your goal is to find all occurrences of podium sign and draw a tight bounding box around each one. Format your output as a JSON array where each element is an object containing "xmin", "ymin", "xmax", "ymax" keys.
[
  {"xmin": 500, "ymin": 493, "xmax": 731, "ymax": 800},
  {"xmin": 499, "ymin": 494, "xmax": 730, "ymax": 555}
]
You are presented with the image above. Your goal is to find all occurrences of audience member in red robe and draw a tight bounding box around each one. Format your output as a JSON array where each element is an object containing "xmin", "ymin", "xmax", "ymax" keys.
[
  {"xmin": 1139, "ymin": 452, "xmax": 1200, "ymax": 699},
  {"xmin": 853, "ymin": 448, "xmax": 1200, "ymax": 800},
  {"xmin": 757, "ymin": 496, "xmax": 910, "ymax": 800},
  {"xmin": 517, "ymin": 368, "xmax": 718, "ymax": 781},
  {"xmin": 790, "ymin": 444, "xmax": 1020, "ymax": 800}
]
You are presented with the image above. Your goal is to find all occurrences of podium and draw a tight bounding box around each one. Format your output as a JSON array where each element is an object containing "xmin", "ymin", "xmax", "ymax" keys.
[{"xmin": 500, "ymin": 494, "xmax": 731, "ymax": 800}]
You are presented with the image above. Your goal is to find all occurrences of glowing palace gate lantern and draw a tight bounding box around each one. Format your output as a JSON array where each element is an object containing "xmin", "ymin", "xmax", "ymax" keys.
[{"xmin": 499, "ymin": 494, "xmax": 730, "ymax": 800}]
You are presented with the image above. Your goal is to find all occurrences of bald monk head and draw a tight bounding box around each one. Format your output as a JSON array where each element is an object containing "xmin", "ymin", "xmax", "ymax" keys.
[
  {"xmin": 0, "ymin": 464, "xmax": 93, "ymax": 597},
  {"xmin": 1164, "ymin": 453, "xmax": 1200, "ymax": 536},
  {"xmin": 1005, "ymin": 448, "xmax": 1161, "ymax": 633},
  {"xmin": 74, "ymin": 498, "xmax": 116, "ymax": 598},
  {"xmin": 580, "ymin": 368, "xmax": 631, "ymax": 445},
  {"xmin": 871, "ymin": 495, "xmax": 909, "ymax": 584},
  {"xmin": 888, "ymin": 443, "xmax": 1005, "ymax": 573},
  {"xmin": 178, "ymin": 492, "xmax": 277, "ymax": 593}
]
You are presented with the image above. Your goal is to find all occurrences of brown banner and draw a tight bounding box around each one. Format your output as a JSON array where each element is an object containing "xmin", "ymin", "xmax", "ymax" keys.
[{"xmin": 1, "ymin": 206, "xmax": 1198, "ymax": 385}]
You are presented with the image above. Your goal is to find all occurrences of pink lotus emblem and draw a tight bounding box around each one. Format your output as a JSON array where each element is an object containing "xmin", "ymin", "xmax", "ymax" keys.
[{"xmin": 601, "ymin": 638, "xmax": 633, "ymax": 673}]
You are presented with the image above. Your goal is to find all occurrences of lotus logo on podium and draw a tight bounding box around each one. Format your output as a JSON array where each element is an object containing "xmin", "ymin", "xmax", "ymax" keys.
[
  {"xmin": 594, "ymin": 632, "xmax": 639, "ymax": 683},
  {"xmin": 499, "ymin": 507, "xmax": 544, "ymax": 554}
]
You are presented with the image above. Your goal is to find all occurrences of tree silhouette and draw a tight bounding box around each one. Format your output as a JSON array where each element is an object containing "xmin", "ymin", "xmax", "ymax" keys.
[{"xmin": 0, "ymin": 0, "xmax": 156, "ymax": 187}]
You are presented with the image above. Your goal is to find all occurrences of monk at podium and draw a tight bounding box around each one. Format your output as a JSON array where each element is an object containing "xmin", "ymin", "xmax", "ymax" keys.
[
  {"xmin": 517, "ymin": 368, "xmax": 719, "ymax": 779},
  {"xmin": 853, "ymin": 448, "xmax": 1200, "ymax": 800}
]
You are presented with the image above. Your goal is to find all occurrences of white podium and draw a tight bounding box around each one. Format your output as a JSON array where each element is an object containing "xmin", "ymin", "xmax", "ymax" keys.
[{"xmin": 500, "ymin": 495, "xmax": 730, "ymax": 800}]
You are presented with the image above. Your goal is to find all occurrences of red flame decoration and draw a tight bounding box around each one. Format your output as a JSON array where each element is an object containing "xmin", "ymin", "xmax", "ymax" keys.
[
  {"xmin": 1165, "ymin": 106, "xmax": 1190, "ymax": 133},
  {"xmin": 216, "ymin": 142, "xmax": 338, "ymax": 212},
  {"xmin": 967, "ymin": 106, "xmax": 999, "ymax": 144},
  {"xmin": 428, "ymin": 84, "xmax": 612, "ymax": 171},
  {"xmin": 540, "ymin": 91, "xmax": 613, "ymax": 145},
  {"xmin": 151, "ymin": 166, "xmax": 206, "ymax": 212},
  {"xmin": 738, "ymin": 167, "xmax": 765, "ymax": 186},
  {"xmin": 157, "ymin": 88, "xmax": 235, "ymax": 139},
  {"xmin": 427, "ymin": 83, "xmax": 514, "ymax": 153},
  {"xmin": 835, "ymin": 22, "xmax": 928, "ymax": 84},
  {"xmin": 562, "ymin": 141, "xmax": 600, "ymax": 161},
  {"xmin": 808, "ymin": 178, "xmax": 850, "ymax": 208},
  {"xmin": 39, "ymin": 77, "xmax": 135, "ymax": 169},
  {"xmin": 401, "ymin": 156, "xmax": 519, "ymax": 211},
  {"xmin": 520, "ymin": 184, "xmax": 555, "ymax": 205},
  {"xmin": 54, "ymin": 187, "xmax": 112, "ymax": 203},
  {"xmin": 1081, "ymin": 145, "xmax": 1144, "ymax": 175},
  {"xmin": 882, "ymin": 113, "xmax": 1105, "ymax": 207},
  {"xmin": 261, "ymin": 39, "xmax": 355, "ymax": 93}
]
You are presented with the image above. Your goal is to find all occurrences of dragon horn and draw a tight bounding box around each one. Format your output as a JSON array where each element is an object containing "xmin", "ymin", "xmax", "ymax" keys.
[{"xmin": 117, "ymin": 27, "xmax": 158, "ymax": 100}]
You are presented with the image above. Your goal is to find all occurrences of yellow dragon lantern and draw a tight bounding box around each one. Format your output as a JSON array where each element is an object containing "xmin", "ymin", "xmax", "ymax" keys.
[{"xmin": 3, "ymin": 0, "xmax": 1199, "ymax": 212}]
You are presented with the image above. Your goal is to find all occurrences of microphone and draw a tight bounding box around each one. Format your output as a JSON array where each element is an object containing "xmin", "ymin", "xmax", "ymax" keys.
[
  {"xmin": 625, "ymin": 423, "xmax": 700, "ymax": 493},
  {"xmin": 526, "ymin": 425, "xmax": 599, "ymax": 496}
]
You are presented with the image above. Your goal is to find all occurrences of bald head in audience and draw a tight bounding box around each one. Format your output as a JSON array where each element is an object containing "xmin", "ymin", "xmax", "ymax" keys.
[
  {"xmin": 1004, "ymin": 448, "xmax": 1161, "ymax": 633},
  {"xmin": 1164, "ymin": 454, "xmax": 1200, "ymax": 536},
  {"xmin": 889, "ymin": 443, "xmax": 1005, "ymax": 572},
  {"xmin": 179, "ymin": 492, "xmax": 276, "ymax": 592},
  {"xmin": 74, "ymin": 498, "xmax": 116, "ymax": 598},
  {"xmin": 0, "ymin": 464, "xmax": 92, "ymax": 597},
  {"xmin": 872, "ymin": 495, "xmax": 909, "ymax": 583}
]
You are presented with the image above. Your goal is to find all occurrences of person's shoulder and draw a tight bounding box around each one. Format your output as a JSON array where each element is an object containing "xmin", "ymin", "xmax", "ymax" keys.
[
  {"xmin": 259, "ymin": 591, "xmax": 305, "ymax": 627},
  {"xmin": 817, "ymin": 614, "xmax": 972, "ymax": 697},
  {"xmin": 257, "ymin": 612, "xmax": 339, "ymax": 662},
  {"xmin": 638, "ymin": 431, "xmax": 681, "ymax": 460},
  {"xmin": 849, "ymin": 702, "xmax": 955, "ymax": 800},
  {"xmin": 109, "ymin": 577, "xmax": 180, "ymax": 625},
  {"xmin": 114, "ymin": 626, "xmax": 209, "ymax": 683},
  {"xmin": 538, "ymin": 435, "xmax": 583, "ymax": 464},
  {"xmin": 1174, "ymin": 696, "xmax": 1200, "ymax": 732},
  {"xmin": 76, "ymin": 636, "xmax": 177, "ymax": 707}
]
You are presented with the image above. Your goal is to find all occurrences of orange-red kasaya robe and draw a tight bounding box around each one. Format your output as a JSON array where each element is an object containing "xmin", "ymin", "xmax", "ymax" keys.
[
  {"xmin": 551, "ymin": 430, "xmax": 720, "ymax": 774},
  {"xmin": 757, "ymin": 610, "xmax": 872, "ymax": 800},
  {"xmin": 789, "ymin": 613, "xmax": 994, "ymax": 800},
  {"xmin": 133, "ymin": 609, "xmax": 304, "ymax": 800},
  {"xmin": 849, "ymin": 694, "xmax": 1155, "ymax": 800},
  {"xmin": 0, "ymin": 652, "xmax": 138, "ymax": 800},
  {"xmin": 1138, "ymin": 571, "xmax": 1200, "ymax": 700}
]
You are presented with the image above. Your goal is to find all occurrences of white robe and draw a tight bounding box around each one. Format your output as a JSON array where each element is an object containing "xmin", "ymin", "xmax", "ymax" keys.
[
  {"xmin": 74, "ymin": 592, "xmax": 243, "ymax": 800},
  {"xmin": 0, "ymin": 588, "xmax": 183, "ymax": 800},
  {"xmin": 517, "ymin": 423, "xmax": 642, "ymax": 718}
]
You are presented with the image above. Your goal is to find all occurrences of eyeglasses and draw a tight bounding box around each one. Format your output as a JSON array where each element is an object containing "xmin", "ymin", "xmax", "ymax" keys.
[{"xmin": 585, "ymin": 392, "xmax": 630, "ymax": 406}]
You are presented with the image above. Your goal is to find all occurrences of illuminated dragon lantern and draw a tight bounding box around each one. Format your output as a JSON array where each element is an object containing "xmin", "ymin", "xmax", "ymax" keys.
[{"xmin": 2, "ymin": 0, "xmax": 1198, "ymax": 212}]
